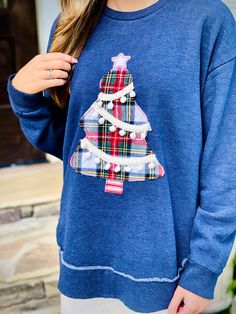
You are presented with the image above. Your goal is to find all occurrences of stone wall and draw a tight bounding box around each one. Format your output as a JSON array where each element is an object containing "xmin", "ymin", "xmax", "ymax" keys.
[{"xmin": 0, "ymin": 202, "xmax": 61, "ymax": 314}]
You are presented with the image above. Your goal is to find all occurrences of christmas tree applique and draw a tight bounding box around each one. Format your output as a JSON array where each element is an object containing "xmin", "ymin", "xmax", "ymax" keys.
[{"xmin": 70, "ymin": 52, "xmax": 165, "ymax": 194}]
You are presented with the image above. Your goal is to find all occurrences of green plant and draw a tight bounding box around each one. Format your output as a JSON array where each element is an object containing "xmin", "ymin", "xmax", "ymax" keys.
[
  {"xmin": 227, "ymin": 251, "xmax": 236, "ymax": 297},
  {"xmin": 220, "ymin": 250, "xmax": 236, "ymax": 314},
  {"xmin": 204, "ymin": 249, "xmax": 236, "ymax": 314},
  {"xmin": 217, "ymin": 305, "xmax": 232, "ymax": 314}
]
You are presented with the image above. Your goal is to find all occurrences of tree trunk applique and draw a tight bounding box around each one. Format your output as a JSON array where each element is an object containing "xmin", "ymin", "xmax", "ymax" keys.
[{"xmin": 70, "ymin": 52, "xmax": 165, "ymax": 194}]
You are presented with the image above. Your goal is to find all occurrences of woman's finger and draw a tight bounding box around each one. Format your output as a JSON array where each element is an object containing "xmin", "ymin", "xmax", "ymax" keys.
[
  {"xmin": 40, "ymin": 78, "xmax": 67, "ymax": 90},
  {"xmin": 168, "ymin": 288, "xmax": 184, "ymax": 314},
  {"xmin": 37, "ymin": 52, "xmax": 77, "ymax": 64},
  {"xmin": 39, "ymin": 69, "xmax": 69, "ymax": 80},
  {"xmin": 42, "ymin": 59, "xmax": 72, "ymax": 72},
  {"xmin": 179, "ymin": 303, "xmax": 198, "ymax": 314}
]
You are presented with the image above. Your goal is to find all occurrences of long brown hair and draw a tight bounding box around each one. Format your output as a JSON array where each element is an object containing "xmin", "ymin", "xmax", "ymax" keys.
[{"xmin": 49, "ymin": 0, "xmax": 107, "ymax": 109}]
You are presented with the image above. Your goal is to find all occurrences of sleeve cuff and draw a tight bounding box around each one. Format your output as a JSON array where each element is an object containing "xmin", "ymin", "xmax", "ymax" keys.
[
  {"xmin": 7, "ymin": 73, "xmax": 46, "ymax": 114},
  {"xmin": 177, "ymin": 259, "xmax": 222, "ymax": 299}
]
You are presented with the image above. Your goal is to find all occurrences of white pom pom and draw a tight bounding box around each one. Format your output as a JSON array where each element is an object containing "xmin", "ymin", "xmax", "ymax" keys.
[
  {"xmin": 140, "ymin": 132, "xmax": 147, "ymax": 139},
  {"xmin": 130, "ymin": 90, "xmax": 136, "ymax": 97},
  {"xmin": 148, "ymin": 162, "xmax": 155, "ymax": 169},
  {"xmin": 130, "ymin": 132, "xmax": 136, "ymax": 139},
  {"xmin": 104, "ymin": 162, "xmax": 111, "ymax": 170},
  {"xmin": 107, "ymin": 101, "xmax": 114, "ymax": 109},
  {"xmin": 120, "ymin": 95, "xmax": 127, "ymax": 103},
  {"xmin": 98, "ymin": 117, "xmax": 105, "ymax": 124},
  {"xmin": 114, "ymin": 165, "xmax": 121, "ymax": 172},
  {"xmin": 109, "ymin": 125, "xmax": 116, "ymax": 132},
  {"xmin": 94, "ymin": 157, "xmax": 101, "ymax": 164},
  {"xmin": 84, "ymin": 151, "xmax": 91, "ymax": 159},
  {"xmin": 119, "ymin": 129, "xmax": 126, "ymax": 136},
  {"xmin": 124, "ymin": 165, "xmax": 131, "ymax": 172},
  {"xmin": 80, "ymin": 140, "xmax": 87, "ymax": 149}
]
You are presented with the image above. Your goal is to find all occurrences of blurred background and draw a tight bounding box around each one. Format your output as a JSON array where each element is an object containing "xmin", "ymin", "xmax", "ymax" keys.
[{"xmin": 0, "ymin": 1, "xmax": 235, "ymax": 313}]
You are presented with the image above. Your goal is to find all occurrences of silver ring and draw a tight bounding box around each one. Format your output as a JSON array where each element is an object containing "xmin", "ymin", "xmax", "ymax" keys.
[{"xmin": 48, "ymin": 69, "xmax": 53, "ymax": 80}]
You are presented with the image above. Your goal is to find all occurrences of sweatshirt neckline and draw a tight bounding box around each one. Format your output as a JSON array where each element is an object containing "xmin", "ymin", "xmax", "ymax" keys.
[{"xmin": 102, "ymin": 0, "xmax": 170, "ymax": 20}]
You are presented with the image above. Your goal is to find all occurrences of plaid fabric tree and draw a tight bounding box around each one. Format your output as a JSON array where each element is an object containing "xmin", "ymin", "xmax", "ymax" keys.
[{"xmin": 70, "ymin": 52, "xmax": 165, "ymax": 194}]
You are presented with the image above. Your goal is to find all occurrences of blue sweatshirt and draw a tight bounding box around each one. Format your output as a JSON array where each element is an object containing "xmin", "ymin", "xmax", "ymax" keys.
[{"xmin": 7, "ymin": 0, "xmax": 236, "ymax": 312}]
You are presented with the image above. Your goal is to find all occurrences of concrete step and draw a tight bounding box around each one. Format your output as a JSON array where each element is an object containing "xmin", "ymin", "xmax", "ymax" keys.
[{"xmin": 0, "ymin": 161, "xmax": 63, "ymax": 209}]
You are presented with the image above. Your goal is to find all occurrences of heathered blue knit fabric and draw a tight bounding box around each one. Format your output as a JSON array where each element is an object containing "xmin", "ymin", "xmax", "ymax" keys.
[{"xmin": 7, "ymin": 0, "xmax": 236, "ymax": 312}]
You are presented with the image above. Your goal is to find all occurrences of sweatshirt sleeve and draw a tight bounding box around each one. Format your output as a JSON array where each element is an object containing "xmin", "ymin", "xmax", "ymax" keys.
[
  {"xmin": 7, "ymin": 12, "xmax": 66, "ymax": 161},
  {"xmin": 178, "ymin": 7, "xmax": 236, "ymax": 299}
]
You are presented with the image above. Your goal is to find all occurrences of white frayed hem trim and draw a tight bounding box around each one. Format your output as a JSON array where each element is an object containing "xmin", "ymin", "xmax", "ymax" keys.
[{"xmin": 59, "ymin": 248, "xmax": 188, "ymax": 283}]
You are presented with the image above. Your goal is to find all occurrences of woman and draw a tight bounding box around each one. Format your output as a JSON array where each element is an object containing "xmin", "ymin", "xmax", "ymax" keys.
[{"xmin": 7, "ymin": 0, "xmax": 236, "ymax": 313}]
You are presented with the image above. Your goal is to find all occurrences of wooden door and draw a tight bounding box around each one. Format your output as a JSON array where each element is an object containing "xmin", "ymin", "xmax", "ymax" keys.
[{"xmin": 0, "ymin": 0, "xmax": 46, "ymax": 167}]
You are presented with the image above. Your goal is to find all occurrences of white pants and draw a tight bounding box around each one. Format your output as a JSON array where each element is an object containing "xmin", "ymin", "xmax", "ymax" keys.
[{"xmin": 60, "ymin": 293, "xmax": 169, "ymax": 314}]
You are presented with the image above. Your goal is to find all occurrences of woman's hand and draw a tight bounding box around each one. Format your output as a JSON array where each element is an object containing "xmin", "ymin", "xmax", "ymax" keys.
[
  {"xmin": 12, "ymin": 52, "xmax": 78, "ymax": 94},
  {"xmin": 168, "ymin": 285, "xmax": 211, "ymax": 314}
]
